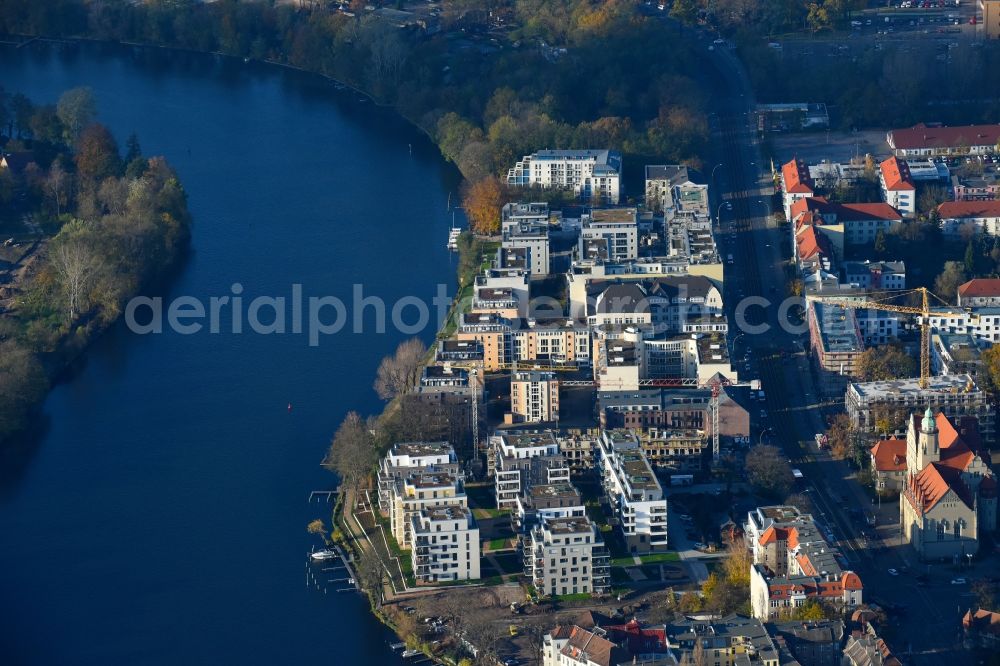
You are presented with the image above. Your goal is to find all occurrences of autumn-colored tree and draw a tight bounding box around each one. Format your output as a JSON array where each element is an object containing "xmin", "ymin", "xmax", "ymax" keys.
[
  {"xmin": 462, "ymin": 176, "xmax": 505, "ymax": 235},
  {"xmin": 934, "ymin": 261, "xmax": 967, "ymax": 304},
  {"xmin": 827, "ymin": 413, "xmax": 854, "ymax": 460},
  {"xmin": 678, "ymin": 590, "xmax": 703, "ymax": 614},
  {"xmin": 980, "ymin": 344, "xmax": 1000, "ymax": 394},
  {"xmin": 855, "ymin": 345, "xmax": 917, "ymax": 382},
  {"xmin": 75, "ymin": 123, "xmax": 122, "ymax": 186},
  {"xmin": 307, "ymin": 519, "xmax": 328, "ymax": 543}
]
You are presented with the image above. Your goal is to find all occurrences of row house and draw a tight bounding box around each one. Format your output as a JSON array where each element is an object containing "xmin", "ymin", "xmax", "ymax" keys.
[{"xmin": 887, "ymin": 123, "xmax": 1000, "ymax": 158}]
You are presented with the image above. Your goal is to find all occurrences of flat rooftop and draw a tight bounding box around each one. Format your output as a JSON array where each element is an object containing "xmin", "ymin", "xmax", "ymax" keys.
[
  {"xmin": 812, "ymin": 301, "xmax": 863, "ymax": 354},
  {"xmin": 589, "ymin": 208, "xmax": 637, "ymax": 224},
  {"xmin": 530, "ymin": 483, "xmax": 582, "ymax": 501},
  {"xmin": 849, "ymin": 373, "xmax": 979, "ymax": 399},
  {"xmin": 618, "ymin": 450, "xmax": 661, "ymax": 491},
  {"xmin": 405, "ymin": 472, "xmax": 459, "ymax": 489},
  {"xmin": 391, "ymin": 441, "xmax": 453, "ymax": 458},
  {"xmin": 544, "ymin": 516, "xmax": 594, "ymax": 535},
  {"xmin": 421, "ymin": 505, "xmax": 471, "ymax": 522},
  {"xmin": 503, "ymin": 431, "xmax": 558, "ymax": 449}
]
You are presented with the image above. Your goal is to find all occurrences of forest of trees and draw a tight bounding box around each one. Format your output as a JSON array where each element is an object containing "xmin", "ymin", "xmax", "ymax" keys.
[
  {"xmin": 0, "ymin": 87, "xmax": 192, "ymax": 445},
  {"xmin": 0, "ymin": 0, "xmax": 712, "ymax": 190}
]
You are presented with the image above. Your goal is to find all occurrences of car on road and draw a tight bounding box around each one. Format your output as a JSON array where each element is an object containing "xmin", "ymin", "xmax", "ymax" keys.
[
  {"xmin": 714, "ymin": 38, "xmax": 725, "ymax": 44},
  {"xmin": 951, "ymin": 577, "xmax": 967, "ymax": 585},
  {"xmin": 888, "ymin": 568, "xmax": 899, "ymax": 576}
]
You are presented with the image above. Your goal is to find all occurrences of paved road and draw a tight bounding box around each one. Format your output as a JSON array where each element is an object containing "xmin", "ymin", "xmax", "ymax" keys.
[{"xmin": 699, "ymin": 36, "xmax": 982, "ymax": 665}]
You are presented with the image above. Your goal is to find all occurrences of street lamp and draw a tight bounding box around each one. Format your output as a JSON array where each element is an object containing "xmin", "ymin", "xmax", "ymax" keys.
[
  {"xmin": 759, "ymin": 427, "xmax": 774, "ymax": 446},
  {"xmin": 716, "ymin": 201, "xmax": 733, "ymax": 227},
  {"xmin": 711, "ymin": 163, "xmax": 725, "ymax": 186}
]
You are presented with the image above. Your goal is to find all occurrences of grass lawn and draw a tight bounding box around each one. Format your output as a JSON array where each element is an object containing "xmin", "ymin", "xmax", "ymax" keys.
[
  {"xmin": 473, "ymin": 507, "xmax": 508, "ymax": 520},
  {"xmin": 487, "ymin": 537, "xmax": 512, "ymax": 551},
  {"xmin": 611, "ymin": 555, "xmax": 639, "ymax": 567},
  {"xmin": 638, "ymin": 552, "xmax": 680, "ymax": 564},
  {"xmin": 551, "ymin": 592, "xmax": 592, "ymax": 603}
]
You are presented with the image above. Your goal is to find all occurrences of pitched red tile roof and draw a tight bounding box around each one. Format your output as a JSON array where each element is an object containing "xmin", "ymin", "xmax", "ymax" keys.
[
  {"xmin": 889, "ymin": 123, "xmax": 1000, "ymax": 151},
  {"xmin": 938, "ymin": 200, "xmax": 1000, "ymax": 219},
  {"xmin": 963, "ymin": 608, "xmax": 1000, "ymax": 634},
  {"xmin": 796, "ymin": 226, "xmax": 831, "ymax": 261},
  {"xmin": 880, "ymin": 157, "xmax": 915, "ymax": 191},
  {"xmin": 870, "ymin": 438, "xmax": 906, "ymax": 472},
  {"xmin": 561, "ymin": 625, "xmax": 622, "ymax": 666},
  {"xmin": 842, "ymin": 571, "xmax": 863, "ymax": 591},
  {"xmin": 905, "ymin": 462, "xmax": 973, "ymax": 514},
  {"xmin": 958, "ymin": 278, "xmax": 1000, "ymax": 299},
  {"xmin": 791, "ymin": 196, "xmax": 902, "ymax": 222},
  {"xmin": 782, "ymin": 157, "xmax": 815, "ymax": 194}
]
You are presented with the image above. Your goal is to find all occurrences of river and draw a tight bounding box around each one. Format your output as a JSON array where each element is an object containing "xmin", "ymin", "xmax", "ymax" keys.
[{"xmin": 0, "ymin": 42, "xmax": 461, "ymax": 665}]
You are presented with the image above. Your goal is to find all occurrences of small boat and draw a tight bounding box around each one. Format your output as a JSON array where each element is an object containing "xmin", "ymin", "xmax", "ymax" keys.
[
  {"xmin": 309, "ymin": 549, "xmax": 338, "ymax": 561},
  {"xmin": 446, "ymin": 212, "xmax": 461, "ymax": 251},
  {"xmin": 389, "ymin": 642, "xmax": 405, "ymax": 651},
  {"xmin": 401, "ymin": 649, "xmax": 422, "ymax": 658}
]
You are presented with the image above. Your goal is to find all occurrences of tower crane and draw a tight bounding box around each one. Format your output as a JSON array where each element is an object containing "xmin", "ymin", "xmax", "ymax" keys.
[{"xmin": 814, "ymin": 287, "xmax": 975, "ymax": 389}]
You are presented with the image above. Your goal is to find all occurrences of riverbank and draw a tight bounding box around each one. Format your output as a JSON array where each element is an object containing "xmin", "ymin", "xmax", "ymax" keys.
[{"xmin": 0, "ymin": 100, "xmax": 192, "ymax": 448}]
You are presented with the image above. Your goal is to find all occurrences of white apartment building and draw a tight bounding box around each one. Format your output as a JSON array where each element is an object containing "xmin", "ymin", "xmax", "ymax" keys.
[
  {"xmin": 523, "ymin": 515, "xmax": 611, "ymax": 597},
  {"xmin": 510, "ymin": 370, "xmax": 560, "ymax": 424},
  {"xmin": 597, "ymin": 430, "xmax": 669, "ymax": 553},
  {"xmin": 938, "ymin": 201, "xmax": 1000, "ymax": 238},
  {"xmin": 928, "ymin": 306, "xmax": 1000, "ymax": 343},
  {"xmin": 841, "ymin": 260, "xmax": 906, "ymax": 290},
  {"xmin": 502, "ymin": 223, "xmax": 551, "ymax": 276},
  {"xmin": 492, "ymin": 431, "xmax": 571, "ymax": 509},
  {"xmin": 507, "ymin": 149, "xmax": 622, "ymax": 204},
  {"xmin": 389, "ymin": 471, "xmax": 468, "ymax": 549},
  {"xmin": 512, "ymin": 320, "xmax": 592, "ymax": 368},
  {"xmin": 879, "ymin": 157, "xmax": 916, "ymax": 218},
  {"xmin": 376, "ymin": 441, "xmax": 459, "ymax": 515},
  {"xmin": 411, "ymin": 505, "xmax": 480, "ymax": 584},
  {"xmin": 579, "ymin": 209, "xmax": 639, "ymax": 262}
]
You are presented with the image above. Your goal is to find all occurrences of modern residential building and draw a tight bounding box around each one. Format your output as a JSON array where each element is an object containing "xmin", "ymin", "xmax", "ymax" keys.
[
  {"xmin": 579, "ymin": 208, "xmax": 639, "ymax": 262},
  {"xmin": 644, "ymin": 164, "xmax": 708, "ymax": 216},
  {"xmin": 856, "ymin": 309, "xmax": 902, "ymax": 347},
  {"xmin": 524, "ymin": 514, "xmax": 611, "ymax": 597},
  {"xmin": 931, "ymin": 332, "xmax": 990, "ymax": 386},
  {"xmin": 556, "ymin": 432, "xmax": 598, "ymax": 474},
  {"xmin": 512, "ymin": 319, "xmax": 592, "ymax": 368},
  {"xmin": 899, "ymin": 409, "xmax": 997, "ymax": 561},
  {"xmin": 377, "ymin": 441, "xmax": 460, "ymax": 515},
  {"xmin": 878, "ymin": 157, "xmax": 916, "ymax": 217},
  {"xmin": 491, "ymin": 431, "xmax": 571, "ymax": 509},
  {"xmin": 808, "ymin": 301, "xmax": 865, "ymax": 395},
  {"xmin": 507, "ymin": 149, "xmax": 622, "ymax": 204},
  {"xmin": 845, "ymin": 374, "xmax": 994, "ymax": 441},
  {"xmin": 410, "ymin": 505, "xmax": 480, "ymax": 584},
  {"xmin": 638, "ymin": 427, "xmax": 707, "ymax": 472},
  {"xmin": 842, "ymin": 260, "xmax": 906, "ymax": 290},
  {"xmin": 502, "ymin": 201, "xmax": 553, "ymax": 231},
  {"xmin": 599, "ymin": 387, "xmax": 750, "ymax": 443},
  {"xmin": 389, "ymin": 471, "xmax": 468, "ymax": 549},
  {"xmin": 958, "ymin": 278, "xmax": 1000, "ymax": 306},
  {"xmin": 780, "ymin": 157, "xmax": 816, "ymax": 221},
  {"xmin": 579, "ymin": 275, "xmax": 724, "ymax": 333},
  {"xmin": 927, "ymin": 305, "xmax": 1000, "ymax": 343},
  {"xmin": 886, "ymin": 123, "xmax": 1000, "ymax": 157},
  {"xmin": 502, "ymin": 222, "xmax": 551, "ymax": 276},
  {"xmin": 515, "ymin": 482, "xmax": 586, "ymax": 533},
  {"xmin": 455, "ymin": 312, "xmax": 512, "ymax": 371},
  {"xmin": 597, "ymin": 430, "xmax": 669, "ymax": 553},
  {"xmin": 436, "ymin": 339, "xmax": 484, "ymax": 364},
  {"xmin": 510, "ymin": 370, "xmax": 560, "ymax": 424},
  {"xmin": 938, "ymin": 200, "xmax": 1000, "ymax": 237}
]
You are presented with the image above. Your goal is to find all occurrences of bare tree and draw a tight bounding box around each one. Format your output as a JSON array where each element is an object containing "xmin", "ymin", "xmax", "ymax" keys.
[
  {"xmin": 745, "ymin": 445, "xmax": 794, "ymax": 499},
  {"xmin": 45, "ymin": 160, "xmax": 69, "ymax": 216},
  {"xmin": 374, "ymin": 338, "xmax": 427, "ymax": 400},
  {"xmin": 324, "ymin": 411, "xmax": 378, "ymax": 491},
  {"xmin": 98, "ymin": 176, "xmax": 130, "ymax": 216},
  {"xmin": 50, "ymin": 232, "xmax": 104, "ymax": 322}
]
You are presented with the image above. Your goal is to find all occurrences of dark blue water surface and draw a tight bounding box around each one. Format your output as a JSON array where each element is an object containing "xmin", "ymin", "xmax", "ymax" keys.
[{"xmin": 0, "ymin": 43, "xmax": 461, "ymax": 665}]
